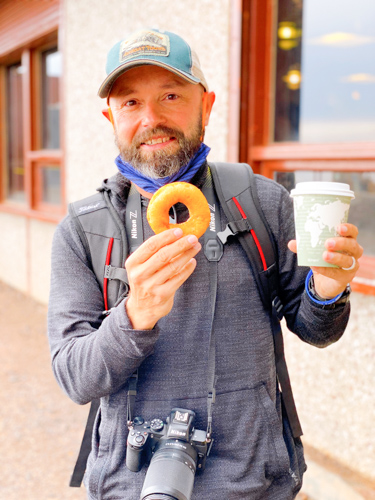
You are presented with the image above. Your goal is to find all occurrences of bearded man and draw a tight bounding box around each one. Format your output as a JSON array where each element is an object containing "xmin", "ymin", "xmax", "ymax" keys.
[{"xmin": 48, "ymin": 29, "xmax": 362, "ymax": 500}]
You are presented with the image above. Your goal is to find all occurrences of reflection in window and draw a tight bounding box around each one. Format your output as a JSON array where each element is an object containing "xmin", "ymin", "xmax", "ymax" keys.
[
  {"xmin": 41, "ymin": 166, "xmax": 61, "ymax": 205},
  {"xmin": 274, "ymin": 170, "xmax": 375, "ymax": 256},
  {"xmin": 273, "ymin": 0, "xmax": 375, "ymax": 143},
  {"xmin": 6, "ymin": 63, "xmax": 25, "ymax": 202},
  {"xmin": 273, "ymin": 0, "xmax": 303, "ymax": 142},
  {"xmin": 41, "ymin": 48, "xmax": 61, "ymax": 149}
]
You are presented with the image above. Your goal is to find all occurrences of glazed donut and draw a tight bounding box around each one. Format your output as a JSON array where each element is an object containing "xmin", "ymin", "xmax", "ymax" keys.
[{"xmin": 147, "ymin": 182, "xmax": 211, "ymax": 238}]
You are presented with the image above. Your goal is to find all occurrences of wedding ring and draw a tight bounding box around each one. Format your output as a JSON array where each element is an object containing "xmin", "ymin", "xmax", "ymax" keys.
[{"xmin": 342, "ymin": 255, "xmax": 356, "ymax": 271}]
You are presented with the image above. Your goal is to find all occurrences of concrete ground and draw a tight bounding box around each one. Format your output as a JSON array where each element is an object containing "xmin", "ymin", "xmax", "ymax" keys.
[{"xmin": 1, "ymin": 281, "xmax": 374, "ymax": 500}]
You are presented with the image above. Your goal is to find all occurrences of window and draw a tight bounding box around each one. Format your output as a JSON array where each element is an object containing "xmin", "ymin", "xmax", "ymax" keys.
[
  {"xmin": 41, "ymin": 48, "xmax": 62, "ymax": 150},
  {"xmin": 6, "ymin": 63, "xmax": 25, "ymax": 202},
  {"xmin": 240, "ymin": 0, "xmax": 375, "ymax": 294},
  {"xmin": 0, "ymin": 37, "xmax": 63, "ymax": 219},
  {"xmin": 273, "ymin": 0, "xmax": 375, "ymax": 144}
]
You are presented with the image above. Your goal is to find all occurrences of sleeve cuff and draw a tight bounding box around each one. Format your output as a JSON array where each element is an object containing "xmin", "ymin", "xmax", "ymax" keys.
[
  {"xmin": 103, "ymin": 298, "xmax": 160, "ymax": 358},
  {"xmin": 305, "ymin": 269, "xmax": 344, "ymax": 306}
]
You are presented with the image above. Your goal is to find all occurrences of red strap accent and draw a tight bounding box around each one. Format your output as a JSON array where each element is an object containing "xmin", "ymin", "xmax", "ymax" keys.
[
  {"xmin": 103, "ymin": 237, "xmax": 114, "ymax": 311},
  {"xmin": 250, "ymin": 229, "xmax": 267, "ymax": 271},
  {"xmin": 232, "ymin": 196, "xmax": 247, "ymax": 219},
  {"xmin": 232, "ymin": 197, "xmax": 267, "ymax": 271}
]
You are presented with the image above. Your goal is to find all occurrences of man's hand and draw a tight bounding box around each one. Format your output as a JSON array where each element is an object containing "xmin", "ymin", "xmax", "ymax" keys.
[
  {"xmin": 288, "ymin": 223, "xmax": 363, "ymax": 299},
  {"xmin": 125, "ymin": 228, "xmax": 202, "ymax": 330}
]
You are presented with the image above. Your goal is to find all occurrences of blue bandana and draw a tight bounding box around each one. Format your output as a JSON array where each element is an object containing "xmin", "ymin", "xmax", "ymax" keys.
[{"xmin": 115, "ymin": 143, "xmax": 211, "ymax": 194}]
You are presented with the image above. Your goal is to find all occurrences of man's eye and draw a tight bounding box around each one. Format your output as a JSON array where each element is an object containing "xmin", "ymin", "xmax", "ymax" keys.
[
  {"xmin": 124, "ymin": 99, "xmax": 137, "ymax": 107},
  {"xmin": 166, "ymin": 94, "xmax": 178, "ymax": 100}
]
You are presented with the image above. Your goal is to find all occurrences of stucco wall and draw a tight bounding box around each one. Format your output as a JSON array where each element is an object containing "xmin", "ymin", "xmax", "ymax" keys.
[
  {"xmin": 29, "ymin": 220, "xmax": 57, "ymax": 304},
  {"xmin": 63, "ymin": 0, "xmax": 231, "ymax": 203},
  {"xmin": 0, "ymin": 213, "xmax": 28, "ymax": 293},
  {"xmin": 0, "ymin": 215, "xmax": 56, "ymax": 304}
]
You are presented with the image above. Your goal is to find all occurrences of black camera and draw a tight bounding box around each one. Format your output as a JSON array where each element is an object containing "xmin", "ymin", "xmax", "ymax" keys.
[{"xmin": 126, "ymin": 408, "xmax": 209, "ymax": 500}]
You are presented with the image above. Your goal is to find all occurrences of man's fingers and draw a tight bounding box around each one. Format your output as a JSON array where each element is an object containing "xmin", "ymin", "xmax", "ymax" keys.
[
  {"xmin": 337, "ymin": 223, "xmax": 358, "ymax": 239},
  {"xmin": 128, "ymin": 233, "xmax": 200, "ymax": 280},
  {"xmin": 154, "ymin": 235, "xmax": 199, "ymax": 265},
  {"xmin": 322, "ymin": 251, "xmax": 360, "ymax": 273},
  {"xmin": 323, "ymin": 223, "xmax": 363, "ymax": 270},
  {"xmin": 127, "ymin": 228, "xmax": 184, "ymax": 265},
  {"xmin": 325, "ymin": 236, "xmax": 363, "ymax": 260},
  {"xmin": 152, "ymin": 243, "xmax": 201, "ymax": 285},
  {"xmin": 161, "ymin": 256, "xmax": 198, "ymax": 291}
]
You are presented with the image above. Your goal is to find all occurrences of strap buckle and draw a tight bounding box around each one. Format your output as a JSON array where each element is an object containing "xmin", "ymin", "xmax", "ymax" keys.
[
  {"xmin": 128, "ymin": 371, "xmax": 138, "ymax": 390},
  {"xmin": 208, "ymin": 389, "xmax": 216, "ymax": 404},
  {"xmin": 217, "ymin": 225, "xmax": 234, "ymax": 245},
  {"xmin": 204, "ymin": 239, "xmax": 223, "ymax": 262},
  {"xmin": 217, "ymin": 219, "xmax": 252, "ymax": 244},
  {"xmin": 272, "ymin": 296, "xmax": 284, "ymax": 321},
  {"xmin": 104, "ymin": 265, "xmax": 128, "ymax": 284}
]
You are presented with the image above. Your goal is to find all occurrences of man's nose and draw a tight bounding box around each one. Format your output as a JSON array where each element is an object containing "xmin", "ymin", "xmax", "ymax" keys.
[{"xmin": 140, "ymin": 102, "xmax": 167, "ymax": 128}]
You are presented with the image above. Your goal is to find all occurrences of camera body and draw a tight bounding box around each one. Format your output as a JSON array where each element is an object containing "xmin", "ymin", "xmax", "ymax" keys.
[{"xmin": 126, "ymin": 408, "xmax": 208, "ymax": 500}]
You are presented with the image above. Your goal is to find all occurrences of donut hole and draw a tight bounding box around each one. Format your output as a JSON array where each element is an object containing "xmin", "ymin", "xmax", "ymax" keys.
[{"xmin": 168, "ymin": 202, "xmax": 190, "ymax": 223}]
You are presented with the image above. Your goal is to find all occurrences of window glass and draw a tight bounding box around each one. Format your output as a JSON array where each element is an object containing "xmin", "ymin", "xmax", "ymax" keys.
[
  {"xmin": 41, "ymin": 48, "xmax": 62, "ymax": 149},
  {"xmin": 41, "ymin": 166, "xmax": 61, "ymax": 205},
  {"xmin": 273, "ymin": 0, "xmax": 375, "ymax": 143},
  {"xmin": 274, "ymin": 170, "xmax": 375, "ymax": 256},
  {"xmin": 6, "ymin": 63, "xmax": 25, "ymax": 201}
]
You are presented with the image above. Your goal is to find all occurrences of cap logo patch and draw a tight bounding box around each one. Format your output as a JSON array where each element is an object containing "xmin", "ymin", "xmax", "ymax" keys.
[{"xmin": 119, "ymin": 30, "xmax": 170, "ymax": 62}]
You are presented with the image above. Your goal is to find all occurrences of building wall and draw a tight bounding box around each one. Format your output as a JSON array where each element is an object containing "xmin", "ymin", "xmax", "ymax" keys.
[
  {"xmin": 0, "ymin": 213, "xmax": 28, "ymax": 293},
  {"xmin": 29, "ymin": 220, "xmax": 57, "ymax": 304},
  {"xmin": 0, "ymin": 214, "xmax": 56, "ymax": 304}
]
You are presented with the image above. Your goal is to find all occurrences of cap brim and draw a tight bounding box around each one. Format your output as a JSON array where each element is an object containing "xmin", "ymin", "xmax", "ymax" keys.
[{"xmin": 98, "ymin": 59, "xmax": 202, "ymax": 98}]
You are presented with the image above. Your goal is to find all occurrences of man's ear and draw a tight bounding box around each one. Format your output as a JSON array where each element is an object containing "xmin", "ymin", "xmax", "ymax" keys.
[
  {"xmin": 200, "ymin": 92, "xmax": 216, "ymax": 140},
  {"xmin": 102, "ymin": 107, "xmax": 115, "ymax": 127},
  {"xmin": 203, "ymin": 92, "xmax": 215, "ymax": 126}
]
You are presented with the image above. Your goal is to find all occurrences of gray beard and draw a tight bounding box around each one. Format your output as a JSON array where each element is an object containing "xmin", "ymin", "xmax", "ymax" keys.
[{"xmin": 115, "ymin": 123, "xmax": 202, "ymax": 179}]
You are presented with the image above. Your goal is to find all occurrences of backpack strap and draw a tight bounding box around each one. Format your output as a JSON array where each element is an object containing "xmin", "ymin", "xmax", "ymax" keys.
[
  {"xmin": 69, "ymin": 190, "xmax": 129, "ymax": 312},
  {"xmin": 209, "ymin": 162, "xmax": 303, "ymax": 438},
  {"xmin": 68, "ymin": 189, "xmax": 130, "ymax": 487},
  {"xmin": 69, "ymin": 398, "xmax": 100, "ymax": 487},
  {"xmin": 209, "ymin": 162, "xmax": 279, "ymax": 311}
]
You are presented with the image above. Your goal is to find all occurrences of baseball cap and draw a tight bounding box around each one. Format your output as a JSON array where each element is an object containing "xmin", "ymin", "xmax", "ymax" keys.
[{"xmin": 98, "ymin": 28, "xmax": 209, "ymax": 99}]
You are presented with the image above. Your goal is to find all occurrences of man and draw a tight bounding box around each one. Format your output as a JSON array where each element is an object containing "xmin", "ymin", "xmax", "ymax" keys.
[{"xmin": 48, "ymin": 29, "xmax": 362, "ymax": 499}]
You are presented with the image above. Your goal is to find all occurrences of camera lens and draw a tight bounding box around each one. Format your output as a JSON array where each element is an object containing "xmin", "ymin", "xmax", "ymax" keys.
[{"xmin": 140, "ymin": 440, "xmax": 198, "ymax": 500}]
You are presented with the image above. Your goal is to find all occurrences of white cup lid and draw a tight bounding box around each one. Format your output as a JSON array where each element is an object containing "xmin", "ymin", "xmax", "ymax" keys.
[{"xmin": 290, "ymin": 181, "xmax": 355, "ymax": 199}]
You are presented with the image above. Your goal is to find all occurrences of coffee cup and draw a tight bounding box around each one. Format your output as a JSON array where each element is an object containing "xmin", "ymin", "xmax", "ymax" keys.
[{"xmin": 290, "ymin": 181, "xmax": 355, "ymax": 267}]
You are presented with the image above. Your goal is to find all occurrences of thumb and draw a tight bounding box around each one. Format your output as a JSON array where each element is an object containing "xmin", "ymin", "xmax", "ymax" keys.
[{"xmin": 288, "ymin": 240, "xmax": 297, "ymax": 254}]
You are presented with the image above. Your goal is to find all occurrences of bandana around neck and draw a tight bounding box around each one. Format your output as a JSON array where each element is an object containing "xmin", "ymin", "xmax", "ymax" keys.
[{"xmin": 115, "ymin": 143, "xmax": 211, "ymax": 194}]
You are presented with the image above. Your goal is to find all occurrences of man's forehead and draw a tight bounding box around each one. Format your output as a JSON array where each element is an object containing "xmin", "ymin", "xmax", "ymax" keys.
[{"xmin": 110, "ymin": 65, "xmax": 197, "ymax": 97}]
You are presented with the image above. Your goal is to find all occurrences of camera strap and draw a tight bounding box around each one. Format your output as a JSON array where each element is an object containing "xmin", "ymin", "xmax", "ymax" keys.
[
  {"xmin": 124, "ymin": 169, "xmax": 222, "ymax": 440},
  {"xmin": 201, "ymin": 169, "xmax": 222, "ymax": 441}
]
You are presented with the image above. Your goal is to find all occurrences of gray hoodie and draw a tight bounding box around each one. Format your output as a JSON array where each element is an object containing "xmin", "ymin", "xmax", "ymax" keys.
[{"xmin": 48, "ymin": 168, "xmax": 349, "ymax": 499}]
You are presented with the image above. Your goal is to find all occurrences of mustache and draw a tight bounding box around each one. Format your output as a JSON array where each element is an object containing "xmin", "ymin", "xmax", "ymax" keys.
[{"xmin": 133, "ymin": 126, "xmax": 185, "ymax": 147}]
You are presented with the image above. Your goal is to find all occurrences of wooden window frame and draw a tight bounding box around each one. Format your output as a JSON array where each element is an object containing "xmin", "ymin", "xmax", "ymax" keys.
[
  {"xmin": 0, "ymin": 31, "xmax": 65, "ymax": 223},
  {"xmin": 240, "ymin": 0, "xmax": 375, "ymax": 295}
]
